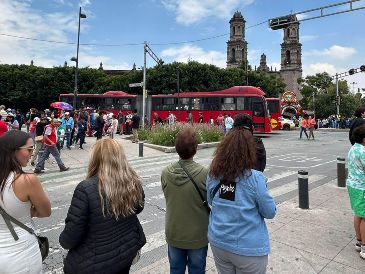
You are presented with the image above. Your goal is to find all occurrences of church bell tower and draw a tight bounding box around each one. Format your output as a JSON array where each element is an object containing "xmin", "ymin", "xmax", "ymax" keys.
[
  {"xmin": 226, "ymin": 11, "xmax": 248, "ymax": 68},
  {"xmin": 280, "ymin": 18, "xmax": 302, "ymax": 98}
]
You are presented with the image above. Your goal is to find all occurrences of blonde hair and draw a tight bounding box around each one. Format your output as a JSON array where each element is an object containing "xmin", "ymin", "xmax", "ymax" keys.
[{"xmin": 87, "ymin": 139, "xmax": 143, "ymax": 219}]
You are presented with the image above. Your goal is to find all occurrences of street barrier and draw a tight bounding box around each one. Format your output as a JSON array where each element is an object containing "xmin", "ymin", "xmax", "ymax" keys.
[
  {"xmin": 337, "ymin": 157, "xmax": 346, "ymax": 187},
  {"xmin": 298, "ymin": 170, "xmax": 309, "ymax": 209},
  {"xmin": 139, "ymin": 142, "xmax": 144, "ymax": 157}
]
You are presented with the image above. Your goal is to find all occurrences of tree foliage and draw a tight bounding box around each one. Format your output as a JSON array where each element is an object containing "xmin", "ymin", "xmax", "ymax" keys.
[
  {"xmin": 299, "ymin": 72, "xmax": 360, "ymax": 118},
  {"xmin": 0, "ymin": 62, "xmax": 286, "ymax": 111}
]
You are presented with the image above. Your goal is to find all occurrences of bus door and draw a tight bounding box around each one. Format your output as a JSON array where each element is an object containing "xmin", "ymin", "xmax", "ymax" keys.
[{"xmin": 251, "ymin": 97, "xmax": 270, "ymax": 132}]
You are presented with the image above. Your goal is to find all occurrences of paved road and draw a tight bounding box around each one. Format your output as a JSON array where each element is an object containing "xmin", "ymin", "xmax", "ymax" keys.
[{"xmin": 34, "ymin": 130, "xmax": 350, "ymax": 273}]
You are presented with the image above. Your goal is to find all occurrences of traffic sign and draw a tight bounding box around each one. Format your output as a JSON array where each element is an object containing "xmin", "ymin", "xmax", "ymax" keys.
[{"xmin": 129, "ymin": 82, "xmax": 143, "ymax": 87}]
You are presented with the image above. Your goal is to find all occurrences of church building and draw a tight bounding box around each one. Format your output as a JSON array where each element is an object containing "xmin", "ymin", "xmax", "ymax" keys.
[{"xmin": 226, "ymin": 11, "xmax": 303, "ymax": 98}]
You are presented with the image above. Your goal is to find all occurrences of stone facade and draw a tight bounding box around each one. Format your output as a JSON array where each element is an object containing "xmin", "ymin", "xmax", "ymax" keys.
[
  {"xmin": 280, "ymin": 19, "xmax": 302, "ymax": 99},
  {"xmin": 226, "ymin": 11, "xmax": 248, "ymax": 68},
  {"xmin": 226, "ymin": 12, "xmax": 303, "ymax": 98}
]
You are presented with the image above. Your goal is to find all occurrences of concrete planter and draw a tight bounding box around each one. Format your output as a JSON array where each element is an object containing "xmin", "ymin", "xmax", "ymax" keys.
[{"xmin": 143, "ymin": 141, "xmax": 220, "ymax": 153}]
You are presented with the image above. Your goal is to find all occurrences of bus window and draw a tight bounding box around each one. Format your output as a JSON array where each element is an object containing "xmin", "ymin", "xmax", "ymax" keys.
[
  {"xmin": 104, "ymin": 97, "xmax": 114, "ymax": 109},
  {"xmin": 152, "ymin": 98, "xmax": 162, "ymax": 110},
  {"xmin": 202, "ymin": 97, "xmax": 219, "ymax": 110},
  {"xmin": 267, "ymin": 100, "xmax": 279, "ymax": 113},
  {"xmin": 191, "ymin": 98, "xmax": 201, "ymax": 110},
  {"xmin": 162, "ymin": 98, "xmax": 175, "ymax": 110},
  {"xmin": 178, "ymin": 97, "xmax": 190, "ymax": 110},
  {"xmin": 237, "ymin": 97, "xmax": 245, "ymax": 110},
  {"xmin": 221, "ymin": 97, "xmax": 235, "ymax": 110},
  {"xmin": 251, "ymin": 97, "xmax": 265, "ymax": 116}
]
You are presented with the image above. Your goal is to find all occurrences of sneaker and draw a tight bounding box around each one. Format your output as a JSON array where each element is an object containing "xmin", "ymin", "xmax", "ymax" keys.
[
  {"xmin": 60, "ymin": 167, "xmax": 70, "ymax": 172},
  {"xmin": 355, "ymin": 240, "xmax": 362, "ymax": 252},
  {"xmin": 34, "ymin": 169, "xmax": 44, "ymax": 174},
  {"xmin": 360, "ymin": 246, "xmax": 365, "ymax": 259},
  {"xmin": 79, "ymin": 147, "xmax": 84, "ymax": 150},
  {"xmin": 30, "ymin": 161, "xmax": 35, "ymax": 166}
]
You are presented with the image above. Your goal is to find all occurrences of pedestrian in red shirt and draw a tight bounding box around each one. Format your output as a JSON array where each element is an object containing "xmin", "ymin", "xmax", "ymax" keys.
[
  {"xmin": 0, "ymin": 114, "xmax": 8, "ymax": 137},
  {"xmin": 299, "ymin": 115, "xmax": 309, "ymax": 139},
  {"xmin": 308, "ymin": 115, "xmax": 316, "ymax": 140}
]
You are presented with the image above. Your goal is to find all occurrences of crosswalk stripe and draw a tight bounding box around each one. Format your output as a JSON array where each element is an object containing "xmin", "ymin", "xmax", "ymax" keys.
[
  {"xmin": 267, "ymin": 171, "xmax": 297, "ymax": 183},
  {"xmin": 269, "ymin": 174, "xmax": 326, "ymax": 197},
  {"xmin": 141, "ymin": 230, "xmax": 166, "ymax": 254}
]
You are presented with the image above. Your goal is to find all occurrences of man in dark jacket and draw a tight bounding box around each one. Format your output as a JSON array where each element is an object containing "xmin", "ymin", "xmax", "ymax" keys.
[
  {"xmin": 131, "ymin": 109, "xmax": 140, "ymax": 143},
  {"xmin": 233, "ymin": 113, "xmax": 266, "ymax": 172},
  {"xmin": 349, "ymin": 107, "xmax": 365, "ymax": 145},
  {"xmin": 94, "ymin": 111, "xmax": 105, "ymax": 140}
]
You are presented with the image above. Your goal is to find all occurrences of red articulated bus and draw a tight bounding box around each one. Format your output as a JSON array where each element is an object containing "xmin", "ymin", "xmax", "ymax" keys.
[
  {"xmin": 59, "ymin": 91, "xmax": 138, "ymax": 116},
  {"xmin": 266, "ymin": 98, "xmax": 282, "ymax": 130},
  {"xmin": 151, "ymin": 86, "xmax": 272, "ymax": 133}
]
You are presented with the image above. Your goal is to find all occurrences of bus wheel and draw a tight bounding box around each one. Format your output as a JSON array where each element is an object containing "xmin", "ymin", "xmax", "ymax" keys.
[{"xmin": 283, "ymin": 124, "xmax": 290, "ymax": 131}]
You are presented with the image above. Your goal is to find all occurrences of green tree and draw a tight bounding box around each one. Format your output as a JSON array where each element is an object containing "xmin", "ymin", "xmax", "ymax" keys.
[{"xmin": 299, "ymin": 72, "xmax": 360, "ymax": 118}]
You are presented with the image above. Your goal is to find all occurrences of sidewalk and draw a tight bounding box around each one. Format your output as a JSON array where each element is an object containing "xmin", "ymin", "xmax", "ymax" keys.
[{"xmin": 134, "ymin": 180, "xmax": 364, "ymax": 273}]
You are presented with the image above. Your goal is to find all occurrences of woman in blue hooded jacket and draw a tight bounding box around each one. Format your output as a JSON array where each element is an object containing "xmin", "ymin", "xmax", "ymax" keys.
[{"xmin": 207, "ymin": 117, "xmax": 276, "ymax": 274}]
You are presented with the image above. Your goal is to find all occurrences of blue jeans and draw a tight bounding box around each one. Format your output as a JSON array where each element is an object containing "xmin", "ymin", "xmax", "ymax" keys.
[
  {"xmin": 64, "ymin": 132, "xmax": 71, "ymax": 148},
  {"xmin": 168, "ymin": 245, "xmax": 208, "ymax": 274},
  {"xmin": 299, "ymin": 127, "xmax": 308, "ymax": 139}
]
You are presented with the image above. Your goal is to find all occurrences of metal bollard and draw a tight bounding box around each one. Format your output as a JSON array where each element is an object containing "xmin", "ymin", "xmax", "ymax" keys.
[
  {"xmin": 298, "ymin": 170, "xmax": 309, "ymax": 209},
  {"xmin": 139, "ymin": 142, "xmax": 144, "ymax": 157},
  {"xmin": 337, "ymin": 157, "xmax": 346, "ymax": 187}
]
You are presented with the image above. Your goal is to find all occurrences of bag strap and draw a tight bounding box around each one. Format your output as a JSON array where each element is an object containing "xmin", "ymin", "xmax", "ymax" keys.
[
  {"xmin": 0, "ymin": 206, "xmax": 36, "ymax": 240},
  {"xmin": 178, "ymin": 161, "xmax": 210, "ymax": 213},
  {"xmin": 211, "ymin": 183, "xmax": 221, "ymax": 201}
]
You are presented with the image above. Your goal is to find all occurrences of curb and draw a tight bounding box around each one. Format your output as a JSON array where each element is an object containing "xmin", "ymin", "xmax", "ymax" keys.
[{"xmin": 143, "ymin": 142, "xmax": 220, "ymax": 153}]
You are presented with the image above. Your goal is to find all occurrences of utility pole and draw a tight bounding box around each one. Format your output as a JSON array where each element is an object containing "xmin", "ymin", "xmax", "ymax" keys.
[
  {"xmin": 350, "ymin": 81, "xmax": 357, "ymax": 93},
  {"xmin": 335, "ymin": 73, "xmax": 340, "ymax": 116},
  {"xmin": 142, "ymin": 41, "xmax": 147, "ymax": 128},
  {"xmin": 142, "ymin": 42, "xmax": 164, "ymax": 128},
  {"xmin": 177, "ymin": 68, "xmax": 181, "ymax": 122}
]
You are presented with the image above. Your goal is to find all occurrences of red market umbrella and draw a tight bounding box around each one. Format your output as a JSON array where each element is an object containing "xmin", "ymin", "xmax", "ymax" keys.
[{"xmin": 50, "ymin": 102, "xmax": 73, "ymax": 110}]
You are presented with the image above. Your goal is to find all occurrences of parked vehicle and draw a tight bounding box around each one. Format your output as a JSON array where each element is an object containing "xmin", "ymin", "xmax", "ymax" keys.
[{"xmin": 280, "ymin": 118, "xmax": 295, "ymax": 130}]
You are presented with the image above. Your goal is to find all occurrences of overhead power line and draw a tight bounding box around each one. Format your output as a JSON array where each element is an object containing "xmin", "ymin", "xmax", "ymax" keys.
[
  {"xmin": 0, "ymin": 19, "xmax": 268, "ymax": 48},
  {"xmin": 0, "ymin": 0, "xmax": 364, "ymax": 47}
]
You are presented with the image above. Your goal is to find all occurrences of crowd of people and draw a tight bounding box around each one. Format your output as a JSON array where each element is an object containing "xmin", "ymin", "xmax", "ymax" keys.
[
  {"xmin": 0, "ymin": 110, "xmax": 276, "ymax": 274},
  {"xmin": 2, "ymin": 103, "xmax": 365, "ymax": 273}
]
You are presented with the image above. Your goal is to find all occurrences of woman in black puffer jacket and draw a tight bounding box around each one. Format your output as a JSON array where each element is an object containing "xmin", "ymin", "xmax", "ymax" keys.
[{"xmin": 59, "ymin": 139, "xmax": 146, "ymax": 274}]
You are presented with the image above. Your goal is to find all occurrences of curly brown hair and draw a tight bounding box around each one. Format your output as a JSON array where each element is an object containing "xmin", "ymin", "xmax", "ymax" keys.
[{"xmin": 210, "ymin": 128, "xmax": 256, "ymax": 182}]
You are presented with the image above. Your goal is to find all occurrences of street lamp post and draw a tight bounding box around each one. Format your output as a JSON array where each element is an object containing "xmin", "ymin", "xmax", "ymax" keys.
[
  {"xmin": 177, "ymin": 67, "xmax": 181, "ymax": 122},
  {"xmin": 72, "ymin": 7, "xmax": 86, "ymax": 110}
]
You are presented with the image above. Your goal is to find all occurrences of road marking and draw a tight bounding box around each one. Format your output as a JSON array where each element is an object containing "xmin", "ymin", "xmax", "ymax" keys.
[
  {"xmin": 145, "ymin": 181, "xmax": 161, "ymax": 188},
  {"xmin": 267, "ymin": 171, "xmax": 297, "ymax": 183},
  {"xmin": 147, "ymin": 194, "xmax": 165, "ymax": 201},
  {"xmin": 267, "ymin": 159, "xmax": 336, "ymax": 169},
  {"xmin": 269, "ymin": 174, "xmax": 326, "ymax": 197},
  {"xmin": 141, "ymin": 230, "xmax": 166, "ymax": 254}
]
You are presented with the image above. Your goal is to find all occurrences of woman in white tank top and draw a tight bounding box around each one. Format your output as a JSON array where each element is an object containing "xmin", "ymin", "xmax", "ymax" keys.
[{"xmin": 0, "ymin": 130, "xmax": 51, "ymax": 274}]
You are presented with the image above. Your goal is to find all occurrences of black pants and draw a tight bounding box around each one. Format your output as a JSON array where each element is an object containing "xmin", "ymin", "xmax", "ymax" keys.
[
  {"xmin": 95, "ymin": 131, "xmax": 102, "ymax": 140},
  {"xmin": 78, "ymin": 133, "xmax": 86, "ymax": 148}
]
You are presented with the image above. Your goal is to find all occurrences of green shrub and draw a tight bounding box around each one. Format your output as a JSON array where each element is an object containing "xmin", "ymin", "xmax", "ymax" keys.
[
  {"xmin": 138, "ymin": 123, "xmax": 224, "ymax": 146},
  {"xmin": 137, "ymin": 128, "xmax": 149, "ymax": 141}
]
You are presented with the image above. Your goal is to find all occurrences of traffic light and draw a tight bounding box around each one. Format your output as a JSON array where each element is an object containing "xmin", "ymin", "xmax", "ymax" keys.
[
  {"xmin": 360, "ymin": 65, "xmax": 365, "ymax": 72},
  {"xmin": 349, "ymin": 68, "xmax": 355, "ymax": 75}
]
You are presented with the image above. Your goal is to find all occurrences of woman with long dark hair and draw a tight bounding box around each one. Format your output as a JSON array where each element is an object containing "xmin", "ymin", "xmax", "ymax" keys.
[
  {"xmin": 59, "ymin": 139, "xmax": 146, "ymax": 274},
  {"xmin": 207, "ymin": 123, "xmax": 276, "ymax": 274},
  {"xmin": 0, "ymin": 130, "xmax": 51, "ymax": 273}
]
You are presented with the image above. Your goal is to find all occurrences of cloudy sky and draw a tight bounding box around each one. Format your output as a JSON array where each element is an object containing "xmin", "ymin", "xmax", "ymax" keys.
[{"xmin": 0, "ymin": 0, "xmax": 364, "ymax": 91}]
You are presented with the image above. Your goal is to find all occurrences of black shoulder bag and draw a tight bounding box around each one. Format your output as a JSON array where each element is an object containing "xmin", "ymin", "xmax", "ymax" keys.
[
  {"xmin": 178, "ymin": 161, "xmax": 211, "ymax": 213},
  {"xmin": 0, "ymin": 206, "xmax": 49, "ymax": 261}
]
